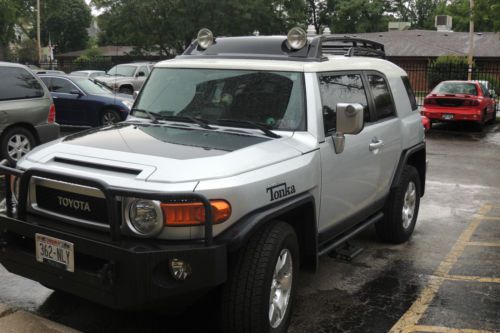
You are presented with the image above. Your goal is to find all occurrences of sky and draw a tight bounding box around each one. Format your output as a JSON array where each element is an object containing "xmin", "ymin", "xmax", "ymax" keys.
[{"xmin": 84, "ymin": 0, "xmax": 103, "ymax": 16}]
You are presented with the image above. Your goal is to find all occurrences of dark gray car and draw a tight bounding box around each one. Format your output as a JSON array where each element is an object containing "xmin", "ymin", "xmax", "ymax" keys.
[{"xmin": 0, "ymin": 62, "xmax": 60, "ymax": 164}]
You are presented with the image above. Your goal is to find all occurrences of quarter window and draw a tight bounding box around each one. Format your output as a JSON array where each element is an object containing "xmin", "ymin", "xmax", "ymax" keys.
[
  {"xmin": 367, "ymin": 74, "xmax": 395, "ymax": 120},
  {"xmin": 318, "ymin": 73, "xmax": 369, "ymax": 133},
  {"xmin": 0, "ymin": 67, "xmax": 44, "ymax": 101},
  {"xmin": 402, "ymin": 76, "xmax": 418, "ymax": 111}
]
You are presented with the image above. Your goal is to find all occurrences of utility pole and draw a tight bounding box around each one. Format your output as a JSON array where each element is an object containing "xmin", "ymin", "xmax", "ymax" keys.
[
  {"xmin": 467, "ymin": 0, "xmax": 474, "ymax": 80},
  {"xmin": 37, "ymin": 0, "xmax": 41, "ymax": 65}
]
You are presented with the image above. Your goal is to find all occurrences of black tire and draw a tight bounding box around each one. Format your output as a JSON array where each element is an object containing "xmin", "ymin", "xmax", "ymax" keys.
[
  {"xmin": 100, "ymin": 109, "xmax": 120, "ymax": 126},
  {"xmin": 118, "ymin": 86, "xmax": 133, "ymax": 95},
  {"xmin": 376, "ymin": 165, "xmax": 421, "ymax": 244},
  {"xmin": 220, "ymin": 221, "xmax": 299, "ymax": 333},
  {"xmin": 0, "ymin": 127, "xmax": 36, "ymax": 165}
]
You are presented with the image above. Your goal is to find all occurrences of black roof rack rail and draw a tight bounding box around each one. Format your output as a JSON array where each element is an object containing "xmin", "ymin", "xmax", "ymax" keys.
[{"xmin": 313, "ymin": 36, "xmax": 386, "ymax": 59}]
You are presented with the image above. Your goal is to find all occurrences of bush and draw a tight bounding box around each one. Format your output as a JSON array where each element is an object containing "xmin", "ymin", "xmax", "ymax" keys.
[{"xmin": 427, "ymin": 56, "xmax": 474, "ymax": 90}]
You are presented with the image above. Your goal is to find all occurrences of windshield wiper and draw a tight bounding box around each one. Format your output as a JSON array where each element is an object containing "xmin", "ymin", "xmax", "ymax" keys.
[
  {"xmin": 154, "ymin": 115, "xmax": 215, "ymax": 130},
  {"xmin": 216, "ymin": 119, "xmax": 281, "ymax": 138},
  {"xmin": 131, "ymin": 108, "xmax": 159, "ymax": 124}
]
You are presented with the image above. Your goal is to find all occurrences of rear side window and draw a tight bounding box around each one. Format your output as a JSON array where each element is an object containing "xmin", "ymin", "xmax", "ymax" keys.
[
  {"xmin": 51, "ymin": 78, "xmax": 76, "ymax": 93},
  {"xmin": 319, "ymin": 73, "xmax": 370, "ymax": 133},
  {"xmin": 367, "ymin": 74, "xmax": 395, "ymax": 120},
  {"xmin": 402, "ymin": 76, "xmax": 418, "ymax": 111},
  {"xmin": 0, "ymin": 67, "xmax": 44, "ymax": 101}
]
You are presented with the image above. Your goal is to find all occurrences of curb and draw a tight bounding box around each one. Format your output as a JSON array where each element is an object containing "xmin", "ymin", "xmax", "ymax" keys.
[{"xmin": 0, "ymin": 303, "xmax": 80, "ymax": 333}]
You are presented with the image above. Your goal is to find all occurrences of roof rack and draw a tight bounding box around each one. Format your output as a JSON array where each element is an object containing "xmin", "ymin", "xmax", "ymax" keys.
[
  {"xmin": 180, "ymin": 32, "xmax": 385, "ymax": 62},
  {"xmin": 316, "ymin": 36, "xmax": 386, "ymax": 59}
]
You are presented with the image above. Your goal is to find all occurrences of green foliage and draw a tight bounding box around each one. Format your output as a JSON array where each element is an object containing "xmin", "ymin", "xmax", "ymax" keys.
[
  {"xmin": 427, "ymin": 55, "xmax": 473, "ymax": 89},
  {"xmin": 41, "ymin": 0, "xmax": 92, "ymax": 53},
  {"xmin": 436, "ymin": 0, "xmax": 500, "ymax": 32}
]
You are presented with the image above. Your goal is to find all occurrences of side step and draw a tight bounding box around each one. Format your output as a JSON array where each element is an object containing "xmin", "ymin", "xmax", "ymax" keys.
[
  {"xmin": 329, "ymin": 241, "xmax": 364, "ymax": 261},
  {"xmin": 318, "ymin": 212, "xmax": 383, "ymax": 256}
]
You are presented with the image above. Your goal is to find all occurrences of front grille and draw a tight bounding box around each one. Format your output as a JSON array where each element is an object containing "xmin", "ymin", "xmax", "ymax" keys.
[
  {"xmin": 436, "ymin": 98, "xmax": 464, "ymax": 107},
  {"xmin": 28, "ymin": 177, "xmax": 110, "ymax": 229}
]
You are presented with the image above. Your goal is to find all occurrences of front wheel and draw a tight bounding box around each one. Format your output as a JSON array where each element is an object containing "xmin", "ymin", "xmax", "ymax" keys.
[
  {"xmin": 101, "ymin": 109, "xmax": 120, "ymax": 126},
  {"xmin": 220, "ymin": 221, "xmax": 299, "ymax": 333},
  {"xmin": 376, "ymin": 165, "xmax": 421, "ymax": 243}
]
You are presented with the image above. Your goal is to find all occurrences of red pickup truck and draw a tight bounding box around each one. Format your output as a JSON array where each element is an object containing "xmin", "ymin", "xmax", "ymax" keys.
[{"xmin": 421, "ymin": 80, "xmax": 496, "ymax": 129}]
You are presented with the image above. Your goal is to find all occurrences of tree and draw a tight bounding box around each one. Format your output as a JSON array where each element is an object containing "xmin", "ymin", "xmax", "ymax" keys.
[
  {"xmin": 0, "ymin": 0, "xmax": 34, "ymax": 61},
  {"xmin": 439, "ymin": 0, "xmax": 500, "ymax": 32},
  {"xmin": 388, "ymin": 0, "xmax": 441, "ymax": 29},
  {"xmin": 94, "ymin": 0, "xmax": 306, "ymax": 55},
  {"xmin": 40, "ymin": 0, "xmax": 92, "ymax": 53}
]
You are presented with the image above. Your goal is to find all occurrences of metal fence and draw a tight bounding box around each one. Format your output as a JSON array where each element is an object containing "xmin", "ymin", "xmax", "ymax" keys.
[{"xmin": 395, "ymin": 61, "xmax": 500, "ymax": 108}]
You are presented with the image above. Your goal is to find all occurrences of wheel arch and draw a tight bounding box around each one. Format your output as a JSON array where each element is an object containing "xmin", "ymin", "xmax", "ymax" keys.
[
  {"xmin": 0, "ymin": 123, "xmax": 39, "ymax": 144},
  {"xmin": 217, "ymin": 192, "xmax": 318, "ymax": 272},
  {"xmin": 391, "ymin": 142, "xmax": 426, "ymax": 196}
]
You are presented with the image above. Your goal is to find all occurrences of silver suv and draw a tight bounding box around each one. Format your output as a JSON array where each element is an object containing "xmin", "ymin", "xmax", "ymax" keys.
[
  {"xmin": 94, "ymin": 62, "xmax": 154, "ymax": 94},
  {"xmin": 0, "ymin": 62, "xmax": 60, "ymax": 164},
  {"xmin": 0, "ymin": 29, "xmax": 425, "ymax": 333}
]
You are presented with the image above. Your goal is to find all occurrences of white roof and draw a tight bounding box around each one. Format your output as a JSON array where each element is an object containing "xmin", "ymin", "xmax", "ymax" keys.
[{"xmin": 155, "ymin": 56, "xmax": 407, "ymax": 77}]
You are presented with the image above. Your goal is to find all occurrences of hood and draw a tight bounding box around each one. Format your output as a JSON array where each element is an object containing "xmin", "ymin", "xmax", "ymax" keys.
[
  {"xmin": 23, "ymin": 122, "xmax": 305, "ymax": 183},
  {"xmin": 95, "ymin": 76, "xmax": 132, "ymax": 84}
]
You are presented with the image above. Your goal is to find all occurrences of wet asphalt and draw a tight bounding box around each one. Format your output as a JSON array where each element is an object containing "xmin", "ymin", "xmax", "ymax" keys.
[{"xmin": 0, "ymin": 122, "xmax": 499, "ymax": 333}]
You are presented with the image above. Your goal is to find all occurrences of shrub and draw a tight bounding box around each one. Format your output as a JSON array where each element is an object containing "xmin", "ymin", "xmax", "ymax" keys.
[{"xmin": 427, "ymin": 56, "xmax": 474, "ymax": 90}]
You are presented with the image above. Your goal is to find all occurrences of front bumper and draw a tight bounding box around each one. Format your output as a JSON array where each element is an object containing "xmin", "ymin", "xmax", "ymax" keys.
[{"xmin": 0, "ymin": 213, "xmax": 227, "ymax": 309}]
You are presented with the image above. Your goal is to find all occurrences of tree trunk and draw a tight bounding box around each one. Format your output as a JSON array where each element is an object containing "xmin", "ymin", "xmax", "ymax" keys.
[{"xmin": 0, "ymin": 43, "xmax": 7, "ymax": 61}]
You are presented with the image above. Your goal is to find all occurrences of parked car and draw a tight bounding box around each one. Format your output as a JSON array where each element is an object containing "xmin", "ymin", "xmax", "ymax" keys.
[
  {"xmin": 69, "ymin": 70, "xmax": 106, "ymax": 79},
  {"xmin": 33, "ymin": 69, "xmax": 66, "ymax": 75},
  {"xmin": 39, "ymin": 75, "xmax": 133, "ymax": 126},
  {"xmin": 421, "ymin": 115, "xmax": 430, "ymax": 131},
  {"xmin": 0, "ymin": 62, "xmax": 59, "ymax": 164},
  {"xmin": 93, "ymin": 62, "xmax": 154, "ymax": 94},
  {"xmin": 421, "ymin": 80, "xmax": 496, "ymax": 129}
]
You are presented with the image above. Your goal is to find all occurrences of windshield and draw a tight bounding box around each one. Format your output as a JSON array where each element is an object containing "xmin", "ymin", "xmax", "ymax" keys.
[
  {"xmin": 133, "ymin": 68, "xmax": 306, "ymax": 131},
  {"xmin": 73, "ymin": 77, "xmax": 113, "ymax": 94},
  {"xmin": 106, "ymin": 65, "xmax": 136, "ymax": 77},
  {"xmin": 434, "ymin": 82, "xmax": 478, "ymax": 96}
]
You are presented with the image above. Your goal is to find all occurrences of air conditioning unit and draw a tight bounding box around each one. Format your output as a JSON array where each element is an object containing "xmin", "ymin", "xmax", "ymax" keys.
[{"xmin": 435, "ymin": 15, "xmax": 453, "ymax": 32}]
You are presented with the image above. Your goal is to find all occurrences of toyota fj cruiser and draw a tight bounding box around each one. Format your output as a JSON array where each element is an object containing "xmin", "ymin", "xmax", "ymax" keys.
[{"xmin": 0, "ymin": 28, "xmax": 425, "ymax": 333}]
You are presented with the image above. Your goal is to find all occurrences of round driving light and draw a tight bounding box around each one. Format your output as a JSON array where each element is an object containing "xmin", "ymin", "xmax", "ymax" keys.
[
  {"xmin": 197, "ymin": 28, "xmax": 214, "ymax": 49},
  {"xmin": 128, "ymin": 199, "xmax": 162, "ymax": 235},
  {"xmin": 169, "ymin": 258, "xmax": 192, "ymax": 281},
  {"xmin": 287, "ymin": 27, "xmax": 307, "ymax": 50}
]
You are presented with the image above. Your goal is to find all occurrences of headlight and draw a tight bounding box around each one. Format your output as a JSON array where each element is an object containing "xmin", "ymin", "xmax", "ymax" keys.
[
  {"xmin": 126, "ymin": 199, "xmax": 163, "ymax": 236},
  {"xmin": 121, "ymin": 99, "xmax": 133, "ymax": 109}
]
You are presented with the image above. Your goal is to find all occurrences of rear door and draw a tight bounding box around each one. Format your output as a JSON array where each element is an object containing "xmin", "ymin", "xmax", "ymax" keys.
[{"xmin": 49, "ymin": 77, "xmax": 88, "ymax": 125}]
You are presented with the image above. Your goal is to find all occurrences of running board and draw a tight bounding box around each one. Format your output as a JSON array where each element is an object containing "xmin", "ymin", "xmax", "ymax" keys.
[{"xmin": 318, "ymin": 212, "xmax": 384, "ymax": 256}]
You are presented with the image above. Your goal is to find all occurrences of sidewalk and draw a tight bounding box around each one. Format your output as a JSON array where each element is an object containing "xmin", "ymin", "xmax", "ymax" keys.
[{"xmin": 0, "ymin": 303, "xmax": 79, "ymax": 333}]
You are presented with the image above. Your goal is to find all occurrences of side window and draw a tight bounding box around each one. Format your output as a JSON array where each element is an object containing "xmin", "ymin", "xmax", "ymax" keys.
[
  {"xmin": 51, "ymin": 78, "xmax": 75, "ymax": 93},
  {"xmin": 367, "ymin": 74, "xmax": 395, "ymax": 120},
  {"xmin": 40, "ymin": 77, "xmax": 51, "ymax": 90},
  {"xmin": 0, "ymin": 67, "xmax": 44, "ymax": 101},
  {"xmin": 401, "ymin": 76, "xmax": 418, "ymax": 111},
  {"xmin": 480, "ymin": 84, "xmax": 489, "ymax": 97},
  {"xmin": 318, "ymin": 73, "xmax": 369, "ymax": 133}
]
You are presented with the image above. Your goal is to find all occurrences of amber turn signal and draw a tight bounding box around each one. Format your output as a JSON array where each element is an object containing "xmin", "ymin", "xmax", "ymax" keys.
[{"xmin": 161, "ymin": 200, "xmax": 231, "ymax": 226}]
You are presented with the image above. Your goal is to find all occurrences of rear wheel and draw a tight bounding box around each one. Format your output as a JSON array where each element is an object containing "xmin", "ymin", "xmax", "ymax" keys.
[
  {"xmin": 376, "ymin": 165, "xmax": 421, "ymax": 243},
  {"xmin": 1, "ymin": 127, "xmax": 36, "ymax": 165},
  {"xmin": 220, "ymin": 221, "xmax": 299, "ymax": 333}
]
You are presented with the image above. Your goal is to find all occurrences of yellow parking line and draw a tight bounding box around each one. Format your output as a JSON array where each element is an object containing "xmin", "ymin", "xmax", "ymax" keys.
[
  {"xmin": 444, "ymin": 275, "xmax": 500, "ymax": 284},
  {"xmin": 476, "ymin": 215, "xmax": 500, "ymax": 221},
  {"xmin": 389, "ymin": 204, "xmax": 492, "ymax": 333},
  {"xmin": 410, "ymin": 325, "xmax": 496, "ymax": 333},
  {"xmin": 466, "ymin": 241, "xmax": 500, "ymax": 247}
]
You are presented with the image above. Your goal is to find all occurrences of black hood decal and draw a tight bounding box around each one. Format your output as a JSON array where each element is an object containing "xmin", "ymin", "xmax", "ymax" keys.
[{"xmin": 63, "ymin": 123, "xmax": 270, "ymax": 160}]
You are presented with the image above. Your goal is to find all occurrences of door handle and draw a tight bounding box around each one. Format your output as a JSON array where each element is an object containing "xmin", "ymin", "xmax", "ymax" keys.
[{"xmin": 369, "ymin": 139, "xmax": 384, "ymax": 151}]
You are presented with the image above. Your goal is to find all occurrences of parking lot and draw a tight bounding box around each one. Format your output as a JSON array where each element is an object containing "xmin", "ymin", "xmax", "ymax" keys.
[{"xmin": 0, "ymin": 121, "xmax": 498, "ymax": 332}]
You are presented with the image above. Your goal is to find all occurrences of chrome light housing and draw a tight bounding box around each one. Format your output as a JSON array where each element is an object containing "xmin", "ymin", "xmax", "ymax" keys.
[
  {"xmin": 126, "ymin": 198, "xmax": 163, "ymax": 236},
  {"xmin": 287, "ymin": 27, "xmax": 307, "ymax": 50},
  {"xmin": 197, "ymin": 28, "xmax": 214, "ymax": 49}
]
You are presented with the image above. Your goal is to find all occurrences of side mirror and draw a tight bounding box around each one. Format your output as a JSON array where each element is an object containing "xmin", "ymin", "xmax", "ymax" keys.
[
  {"xmin": 136, "ymin": 71, "xmax": 145, "ymax": 77},
  {"xmin": 133, "ymin": 90, "xmax": 139, "ymax": 99},
  {"xmin": 332, "ymin": 103, "xmax": 364, "ymax": 154},
  {"xmin": 70, "ymin": 89, "xmax": 83, "ymax": 97}
]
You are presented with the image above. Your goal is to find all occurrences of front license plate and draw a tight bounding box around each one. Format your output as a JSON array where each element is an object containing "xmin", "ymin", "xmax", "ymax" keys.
[
  {"xmin": 35, "ymin": 233, "xmax": 74, "ymax": 272},
  {"xmin": 442, "ymin": 114, "xmax": 454, "ymax": 120}
]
